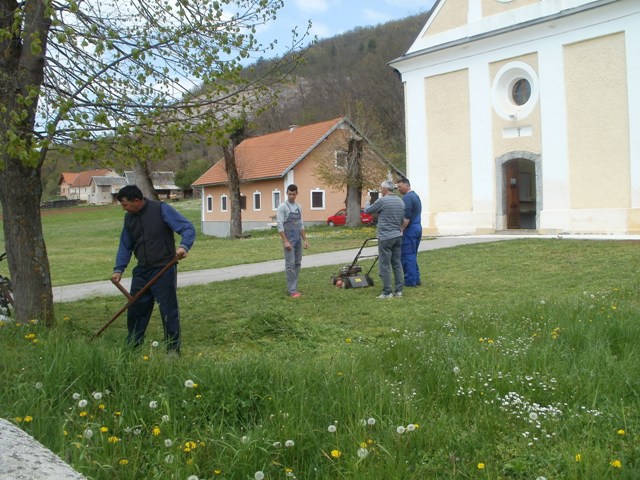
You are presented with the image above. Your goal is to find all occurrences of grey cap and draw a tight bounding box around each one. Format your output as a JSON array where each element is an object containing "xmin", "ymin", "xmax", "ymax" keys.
[{"xmin": 380, "ymin": 180, "xmax": 395, "ymax": 191}]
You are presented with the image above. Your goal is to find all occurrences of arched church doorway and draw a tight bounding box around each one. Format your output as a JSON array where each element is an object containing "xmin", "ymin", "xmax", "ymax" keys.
[{"xmin": 496, "ymin": 152, "xmax": 541, "ymax": 230}]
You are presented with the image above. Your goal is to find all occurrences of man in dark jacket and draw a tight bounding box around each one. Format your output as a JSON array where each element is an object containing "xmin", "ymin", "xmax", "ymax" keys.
[{"xmin": 111, "ymin": 185, "xmax": 195, "ymax": 354}]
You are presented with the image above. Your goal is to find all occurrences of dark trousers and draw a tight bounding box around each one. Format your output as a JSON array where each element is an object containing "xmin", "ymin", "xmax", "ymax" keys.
[{"xmin": 127, "ymin": 264, "xmax": 180, "ymax": 352}]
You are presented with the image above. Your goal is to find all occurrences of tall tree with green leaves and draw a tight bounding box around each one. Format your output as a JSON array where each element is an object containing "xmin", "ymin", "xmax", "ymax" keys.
[{"xmin": 0, "ymin": 0, "xmax": 308, "ymax": 324}]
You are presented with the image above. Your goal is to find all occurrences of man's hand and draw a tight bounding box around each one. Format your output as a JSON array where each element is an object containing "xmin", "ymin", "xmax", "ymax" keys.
[
  {"xmin": 176, "ymin": 247, "xmax": 188, "ymax": 259},
  {"xmin": 283, "ymin": 240, "xmax": 292, "ymax": 251},
  {"xmin": 303, "ymin": 240, "xmax": 309, "ymax": 249},
  {"xmin": 111, "ymin": 272, "xmax": 122, "ymax": 284}
]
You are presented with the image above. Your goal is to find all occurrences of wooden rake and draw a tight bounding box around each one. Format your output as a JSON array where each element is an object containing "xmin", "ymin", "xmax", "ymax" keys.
[{"xmin": 90, "ymin": 257, "xmax": 179, "ymax": 341}]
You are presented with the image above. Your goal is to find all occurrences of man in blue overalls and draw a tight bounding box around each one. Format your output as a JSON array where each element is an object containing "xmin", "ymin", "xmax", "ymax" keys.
[
  {"xmin": 276, "ymin": 184, "xmax": 309, "ymax": 297},
  {"xmin": 397, "ymin": 178, "xmax": 422, "ymax": 287}
]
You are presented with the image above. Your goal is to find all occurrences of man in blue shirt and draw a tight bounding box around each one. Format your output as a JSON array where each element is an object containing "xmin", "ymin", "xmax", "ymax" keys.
[
  {"xmin": 111, "ymin": 185, "xmax": 195, "ymax": 354},
  {"xmin": 397, "ymin": 178, "xmax": 422, "ymax": 287}
]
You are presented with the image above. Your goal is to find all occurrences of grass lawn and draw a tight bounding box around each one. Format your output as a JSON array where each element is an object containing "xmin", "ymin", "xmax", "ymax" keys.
[{"xmin": 0, "ymin": 204, "xmax": 639, "ymax": 479}]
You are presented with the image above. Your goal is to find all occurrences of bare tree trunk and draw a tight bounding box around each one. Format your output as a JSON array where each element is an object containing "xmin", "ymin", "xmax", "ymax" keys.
[
  {"xmin": 133, "ymin": 160, "xmax": 159, "ymax": 201},
  {"xmin": 222, "ymin": 122, "xmax": 247, "ymax": 239},
  {"xmin": 0, "ymin": 161, "xmax": 55, "ymax": 326},
  {"xmin": 346, "ymin": 135, "xmax": 364, "ymax": 228}
]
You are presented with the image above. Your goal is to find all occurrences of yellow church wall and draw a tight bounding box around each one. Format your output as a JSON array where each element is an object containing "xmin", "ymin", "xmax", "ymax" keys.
[
  {"xmin": 565, "ymin": 32, "xmax": 630, "ymax": 209},
  {"xmin": 425, "ymin": 69, "xmax": 473, "ymax": 213},
  {"xmin": 424, "ymin": 0, "xmax": 468, "ymax": 37},
  {"xmin": 490, "ymin": 53, "xmax": 542, "ymax": 156},
  {"xmin": 482, "ymin": 0, "xmax": 539, "ymax": 17}
]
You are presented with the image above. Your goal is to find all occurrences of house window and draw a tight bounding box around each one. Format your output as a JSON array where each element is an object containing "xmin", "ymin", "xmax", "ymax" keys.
[
  {"xmin": 253, "ymin": 192, "xmax": 261, "ymax": 211},
  {"xmin": 206, "ymin": 195, "xmax": 213, "ymax": 212},
  {"xmin": 310, "ymin": 189, "xmax": 325, "ymax": 210},
  {"xmin": 272, "ymin": 190, "xmax": 281, "ymax": 210},
  {"xmin": 221, "ymin": 195, "xmax": 228, "ymax": 212},
  {"xmin": 335, "ymin": 149, "xmax": 348, "ymax": 168},
  {"xmin": 240, "ymin": 195, "xmax": 247, "ymax": 210}
]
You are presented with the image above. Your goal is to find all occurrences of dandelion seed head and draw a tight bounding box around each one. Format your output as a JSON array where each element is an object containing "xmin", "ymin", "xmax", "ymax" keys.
[
  {"xmin": 152, "ymin": 341, "xmax": 159, "ymax": 347},
  {"xmin": 78, "ymin": 399, "xmax": 88, "ymax": 408},
  {"xmin": 149, "ymin": 400, "xmax": 158, "ymax": 409},
  {"xmin": 72, "ymin": 393, "xmax": 80, "ymax": 400},
  {"xmin": 83, "ymin": 428, "xmax": 93, "ymax": 439},
  {"xmin": 35, "ymin": 382, "xmax": 43, "ymax": 390},
  {"xmin": 327, "ymin": 425, "xmax": 337, "ymax": 433},
  {"xmin": 184, "ymin": 379, "xmax": 195, "ymax": 388},
  {"xmin": 164, "ymin": 454, "xmax": 174, "ymax": 464},
  {"xmin": 367, "ymin": 417, "xmax": 376, "ymax": 426},
  {"xmin": 357, "ymin": 447, "xmax": 369, "ymax": 458},
  {"xmin": 254, "ymin": 471, "xmax": 265, "ymax": 480},
  {"xmin": 452, "ymin": 367, "xmax": 460, "ymax": 375},
  {"xmin": 92, "ymin": 392, "xmax": 103, "ymax": 400},
  {"xmin": 285, "ymin": 439, "xmax": 295, "ymax": 447},
  {"xmin": 396, "ymin": 426, "xmax": 405, "ymax": 434},
  {"xmin": 164, "ymin": 439, "xmax": 173, "ymax": 447}
]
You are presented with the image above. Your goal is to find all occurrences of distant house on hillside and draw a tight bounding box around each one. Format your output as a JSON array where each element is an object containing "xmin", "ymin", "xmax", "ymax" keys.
[
  {"xmin": 192, "ymin": 117, "xmax": 400, "ymax": 237},
  {"xmin": 390, "ymin": 0, "xmax": 640, "ymax": 235},
  {"xmin": 58, "ymin": 172, "xmax": 80, "ymax": 199},
  {"xmin": 123, "ymin": 171, "xmax": 184, "ymax": 200},
  {"xmin": 88, "ymin": 176, "xmax": 129, "ymax": 204},
  {"xmin": 59, "ymin": 169, "xmax": 119, "ymax": 203}
]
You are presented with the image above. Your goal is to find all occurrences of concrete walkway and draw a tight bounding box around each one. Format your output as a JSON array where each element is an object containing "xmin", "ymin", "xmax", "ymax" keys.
[{"xmin": 52, "ymin": 233, "xmax": 638, "ymax": 303}]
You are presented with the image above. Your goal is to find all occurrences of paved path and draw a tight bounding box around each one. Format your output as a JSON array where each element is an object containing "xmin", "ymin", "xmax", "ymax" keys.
[{"xmin": 52, "ymin": 234, "xmax": 639, "ymax": 303}]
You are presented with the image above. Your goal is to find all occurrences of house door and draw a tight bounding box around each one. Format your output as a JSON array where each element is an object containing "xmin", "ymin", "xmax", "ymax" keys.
[{"xmin": 506, "ymin": 160, "xmax": 520, "ymax": 229}]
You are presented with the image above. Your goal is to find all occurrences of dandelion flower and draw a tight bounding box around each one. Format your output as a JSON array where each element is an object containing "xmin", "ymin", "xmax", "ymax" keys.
[
  {"xmin": 477, "ymin": 463, "xmax": 485, "ymax": 469},
  {"xmin": 406, "ymin": 424, "xmax": 416, "ymax": 432},
  {"xmin": 84, "ymin": 428, "xmax": 94, "ymax": 439},
  {"xmin": 162, "ymin": 414, "xmax": 170, "ymax": 422},
  {"xmin": 272, "ymin": 441, "xmax": 281, "ymax": 448},
  {"xmin": 108, "ymin": 436, "xmax": 120, "ymax": 443},
  {"xmin": 149, "ymin": 400, "xmax": 158, "ymax": 409},
  {"xmin": 367, "ymin": 417, "xmax": 376, "ymax": 426},
  {"xmin": 100, "ymin": 426, "xmax": 108, "ymax": 433},
  {"xmin": 92, "ymin": 392, "xmax": 103, "ymax": 400},
  {"xmin": 327, "ymin": 425, "xmax": 337, "ymax": 433},
  {"xmin": 143, "ymin": 355, "xmax": 149, "ymax": 361},
  {"xmin": 184, "ymin": 379, "xmax": 195, "ymax": 388},
  {"xmin": 78, "ymin": 399, "xmax": 88, "ymax": 408},
  {"xmin": 164, "ymin": 454, "xmax": 174, "ymax": 464},
  {"xmin": 396, "ymin": 426, "xmax": 405, "ymax": 434},
  {"xmin": 254, "ymin": 471, "xmax": 265, "ymax": 480},
  {"xmin": 331, "ymin": 449, "xmax": 342, "ymax": 458},
  {"xmin": 536, "ymin": 477, "xmax": 547, "ymax": 480},
  {"xmin": 285, "ymin": 439, "xmax": 295, "ymax": 447},
  {"xmin": 617, "ymin": 429, "xmax": 625, "ymax": 435},
  {"xmin": 35, "ymin": 382, "xmax": 43, "ymax": 390},
  {"xmin": 575, "ymin": 454, "xmax": 581, "ymax": 462},
  {"xmin": 357, "ymin": 447, "xmax": 369, "ymax": 458},
  {"xmin": 119, "ymin": 459, "xmax": 129, "ymax": 465},
  {"xmin": 241, "ymin": 435, "xmax": 249, "ymax": 444},
  {"xmin": 152, "ymin": 341, "xmax": 159, "ymax": 347},
  {"xmin": 452, "ymin": 367, "xmax": 460, "ymax": 375},
  {"xmin": 529, "ymin": 412, "xmax": 539, "ymax": 421},
  {"xmin": 187, "ymin": 476, "xmax": 199, "ymax": 480},
  {"xmin": 72, "ymin": 393, "xmax": 80, "ymax": 400},
  {"xmin": 164, "ymin": 439, "xmax": 173, "ymax": 447},
  {"xmin": 610, "ymin": 459, "xmax": 622, "ymax": 468},
  {"xmin": 152, "ymin": 426, "xmax": 161, "ymax": 436}
]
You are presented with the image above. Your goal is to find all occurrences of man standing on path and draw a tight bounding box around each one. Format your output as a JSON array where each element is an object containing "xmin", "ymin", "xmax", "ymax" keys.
[
  {"xmin": 111, "ymin": 185, "xmax": 195, "ymax": 355},
  {"xmin": 397, "ymin": 178, "xmax": 422, "ymax": 287},
  {"xmin": 277, "ymin": 184, "xmax": 309, "ymax": 298},
  {"xmin": 365, "ymin": 180, "xmax": 405, "ymax": 298}
]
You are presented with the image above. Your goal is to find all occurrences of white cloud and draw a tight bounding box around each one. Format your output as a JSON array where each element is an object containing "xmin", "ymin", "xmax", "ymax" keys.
[{"xmin": 294, "ymin": 0, "xmax": 329, "ymax": 13}]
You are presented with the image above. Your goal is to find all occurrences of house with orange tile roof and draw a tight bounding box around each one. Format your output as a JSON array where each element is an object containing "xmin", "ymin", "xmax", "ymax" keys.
[
  {"xmin": 57, "ymin": 172, "xmax": 79, "ymax": 199},
  {"xmin": 192, "ymin": 117, "xmax": 400, "ymax": 237},
  {"xmin": 59, "ymin": 169, "xmax": 119, "ymax": 202}
]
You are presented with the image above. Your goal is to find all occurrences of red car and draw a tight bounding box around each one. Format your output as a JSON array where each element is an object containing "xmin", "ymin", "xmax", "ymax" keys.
[{"xmin": 326, "ymin": 209, "xmax": 374, "ymax": 226}]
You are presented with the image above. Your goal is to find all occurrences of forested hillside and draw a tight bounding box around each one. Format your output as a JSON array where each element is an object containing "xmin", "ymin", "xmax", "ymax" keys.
[{"xmin": 41, "ymin": 11, "xmax": 431, "ymax": 198}]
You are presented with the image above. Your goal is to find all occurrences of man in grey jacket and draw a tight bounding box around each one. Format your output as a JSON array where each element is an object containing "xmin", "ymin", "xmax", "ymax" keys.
[{"xmin": 365, "ymin": 180, "xmax": 405, "ymax": 298}]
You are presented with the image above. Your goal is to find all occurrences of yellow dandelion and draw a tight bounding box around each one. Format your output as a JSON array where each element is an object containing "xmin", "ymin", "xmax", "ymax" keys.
[
  {"xmin": 185, "ymin": 441, "xmax": 197, "ymax": 450},
  {"xmin": 360, "ymin": 442, "xmax": 367, "ymax": 448},
  {"xmin": 477, "ymin": 463, "xmax": 485, "ymax": 469},
  {"xmin": 575, "ymin": 454, "xmax": 582, "ymax": 462},
  {"xmin": 345, "ymin": 338, "xmax": 352, "ymax": 343},
  {"xmin": 14, "ymin": 417, "xmax": 23, "ymax": 423},
  {"xmin": 331, "ymin": 449, "xmax": 342, "ymax": 458},
  {"xmin": 108, "ymin": 436, "xmax": 120, "ymax": 443},
  {"xmin": 214, "ymin": 469, "xmax": 222, "ymax": 475},
  {"xmin": 610, "ymin": 459, "xmax": 622, "ymax": 469},
  {"xmin": 196, "ymin": 394, "xmax": 202, "ymax": 399},
  {"xmin": 617, "ymin": 429, "xmax": 625, "ymax": 436},
  {"xmin": 114, "ymin": 411, "xmax": 122, "ymax": 417},
  {"xmin": 152, "ymin": 426, "xmax": 161, "ymax": 436},
  {"xmin": 24, "ymin": 416, "xmax": 33, "ymax": 423},
  {"xmin": 118, "ymin": 458, "xmax": 129, "ymax": 465},
  {"xmin": 100, "ymin": 426, "xmax": 108, "ymax": 433},
  {"xmin": 143, "ymin": 355, "xmax": 149, "ymax": 361},
  {"xmin": 98, "ymin": 404, "xmax": 106, "ymax": 410},
  {"xmin": 64, "ymin": 430, "xmax": 68, "ymax": 436},
  {"xmin": 186, "ymin": 459, "xmax": 193, "ymax": 465},
  {"xmin": 79, "ymin": 411, "xmax": 87, "ymax": 417},
  {"xmin": 24, "ymin": 333, "xmax": 36, "ymax": 340}
]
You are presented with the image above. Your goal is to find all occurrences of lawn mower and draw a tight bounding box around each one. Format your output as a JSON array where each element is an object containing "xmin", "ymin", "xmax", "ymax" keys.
[{"xmin": 330, "ymin": 237, "xmax": 378, "ymax": 289}]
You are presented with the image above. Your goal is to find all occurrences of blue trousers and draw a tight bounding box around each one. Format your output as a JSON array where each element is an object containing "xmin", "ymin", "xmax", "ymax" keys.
[
  {"xmin": 127, "ymin": 264, "xmax": 181, "ymax": 352},
  {"xmin": 283, "ymin": 240, "xmax": 303, "ymax": 294},
  {"xmin": 401, "ymin": 224, "xmax": 422, "ymax": 286}
]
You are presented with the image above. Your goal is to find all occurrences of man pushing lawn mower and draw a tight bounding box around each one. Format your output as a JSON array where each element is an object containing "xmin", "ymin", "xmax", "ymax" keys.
[{"xmin": 110, "ymin": 185, "xmax": 195, "ymax": 355}]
